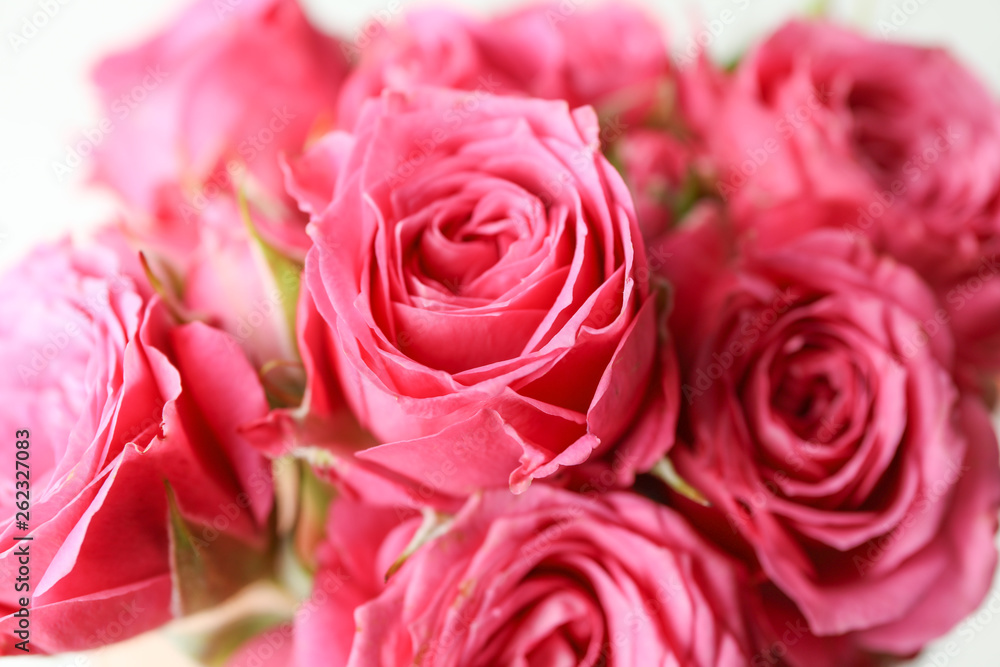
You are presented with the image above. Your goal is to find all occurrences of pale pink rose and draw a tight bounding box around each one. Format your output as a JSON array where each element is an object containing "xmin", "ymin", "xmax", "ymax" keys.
[
  {"xmin": 288, "ymin": 486, "xmax": 755, "ymax": 666},
  {"xmin": 99, "ymin": 193, "xmax": 303, "ymax": 373},
  {"xmin": 0, "ymin": 233, "xmax": 273, "ymax": 654},
  {"xmin": 337, "ymin": 4, "xmax": 670, "ymax": 129},
  {"xmin": 654, "ymin": 215, "xmax": 1000, "ymax": 657},
  {"xmin": 699, "ymin": 20, "xmax": 1000, "ymax": 379},
  {"xmin": 729, "ymin": 21, "xmax": 1000, "ymax": 246},
  {"xmin": 297, "ymin": 88, "xmax": 677, "ymax": 496}
]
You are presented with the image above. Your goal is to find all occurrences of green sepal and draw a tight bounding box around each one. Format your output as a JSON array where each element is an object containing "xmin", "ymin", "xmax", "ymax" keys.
[
  {"xmin": 165, "ymin": 482, "xmax": 277, "ymax": 617},
  {"xmin": 236, "ymin": 189, "xmax": 302, "ymax": 357},
  {"xmin": 651, "ymin": 458, "xmax": 710, "ymax": 506}
]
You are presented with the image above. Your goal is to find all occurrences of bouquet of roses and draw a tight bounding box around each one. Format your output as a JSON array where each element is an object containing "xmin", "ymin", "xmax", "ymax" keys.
[{"xmin": 3, "ymin": 1, "xmax": 1000, "ymax": 665}]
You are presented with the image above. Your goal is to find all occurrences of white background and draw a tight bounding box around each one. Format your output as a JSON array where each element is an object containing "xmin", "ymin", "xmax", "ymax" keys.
[{"xmin": 1, "ymin": 0, "xmax": 999, "ymax": 665}]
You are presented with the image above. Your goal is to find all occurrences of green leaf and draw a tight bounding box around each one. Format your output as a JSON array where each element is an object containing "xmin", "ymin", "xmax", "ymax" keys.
[
  {"xmin": 668, "ymin": 169, "xmax": 708, "ymax": 223},
  {"xmin": 264, "ymin": 456, "xmax": 336, "ymax": 597}
]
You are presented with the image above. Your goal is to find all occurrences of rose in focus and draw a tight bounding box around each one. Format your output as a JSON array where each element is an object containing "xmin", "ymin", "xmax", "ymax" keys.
[{"xmin": 296, "ymin": 87, "xmax": 678, "ymax": 497}]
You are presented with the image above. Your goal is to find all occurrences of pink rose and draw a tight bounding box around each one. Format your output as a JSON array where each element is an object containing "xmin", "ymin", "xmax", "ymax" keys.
[
  {"xmin": 746, "ymin": 587, "xmax": 885, "ymax": 667},
  {"xmin": 297, "ymin": 88, "xmax": 677, "ymax": 496},
  {"xmin": 89, "ymin": 0, "xmax": 346, "ymax": 368},
  {"xmin": 728, "ymin": 21, "xmax": 1000, "ymax": 242},
  {"xmin": 0, "ymin": 233, "xmax": 273, "ymax": 654},
  {"xmin": 604, "ymin": 45, "xmax": 730, "ymax": 240},
  {"xmin": 656, "ymin": 216, "xmax": 1000, "ymax": 656},
  {"xmin": 287, "ymin": 486, "xmax": 755, "ymax": 666},
  {"xmin": 700, "ymin": 20, "xmax": 1000, "ymax": 379},
  {"xmin": 614, "ymin": 128, "xmax": 701, "ymax": 240},
  {"xmin": 92, "ymin": 0, "xmax": 347, "ymax": 241},
  {"xmin": 338, "ymin": 4, "xmax": 669, "ymax": 129}
]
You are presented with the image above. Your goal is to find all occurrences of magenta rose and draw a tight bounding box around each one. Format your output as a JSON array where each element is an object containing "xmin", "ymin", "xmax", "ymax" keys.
[
  {"xmin": 337, "ymin": 4, "xmax": 669, "ymax": 129},
  {"xmin": 0, "ymin": 234, "xmax": 273, "ymax": 654},
  {"xmin": 656, "ymin": 217, "xmax": 1000, "ymax": 656},
  {"xmin": 282, "ymin": 486, "xmax": 755, "ymax": 666},
  {"xmin": 296, "ymin": 88, "xmax": 677, "ymax": 496},
  {"xmin": 699, "ymin": 20, "xmax": 1000, "ymax": 378}
]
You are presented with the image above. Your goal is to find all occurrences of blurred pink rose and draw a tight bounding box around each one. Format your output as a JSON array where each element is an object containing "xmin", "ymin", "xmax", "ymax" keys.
[
  {"xmin": 337, "ymin": 4, "xmax": 670, "ymax": 129},
  {"xmin": 614, "ymin": 128, "xmax": 698, "ymax": 240},
  {"xmin": 288, "ymin": 486, "xmax": 755, "ymax": 666},
  {"xmin": 603, "ymin": 41, "xmax": 729, "ymax": 241},
  {"xmin": 745, "ymin": 585, "xmax": 886, "ymax": 667},
  {"xmin": 89, "ymin": 0, "xmax": 347, "ymax": 369},
  {"xmin": 699, "ymin": 20, "xmax": 1000, "ymax": 381},
  {"xmin": 297, "ymin": 88, "xmax": 677, "ymax": 497},
  {"xmin": 92, "ymin": 0, "xmax": 346, "ymax": 238},
  {"xmin": 0, "ymin": 233, "xmax": 273, "ymax": 654},
  {"xmin": 656, "ymin": 216, "xmax": 1000, "ymax": 657}
]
